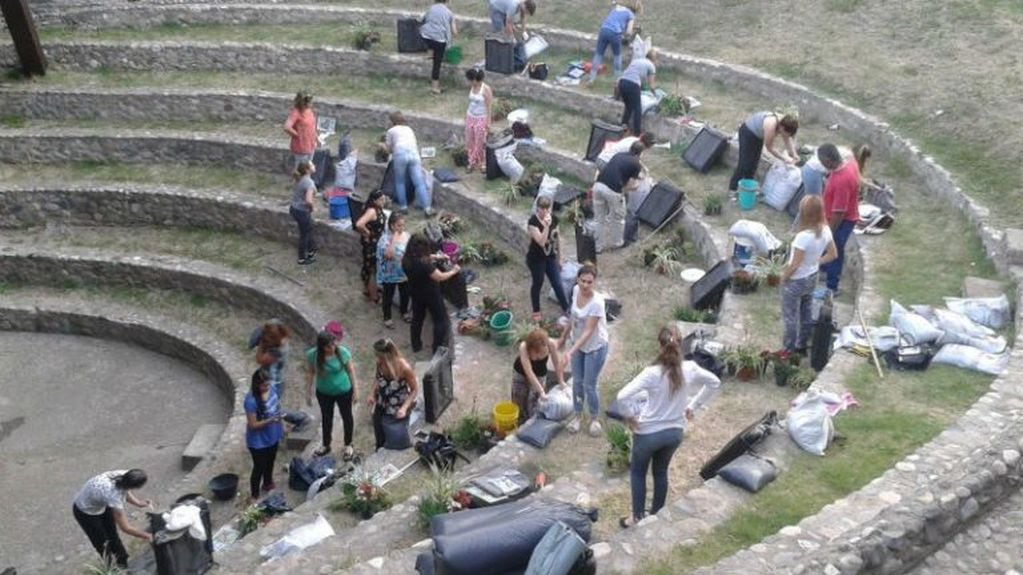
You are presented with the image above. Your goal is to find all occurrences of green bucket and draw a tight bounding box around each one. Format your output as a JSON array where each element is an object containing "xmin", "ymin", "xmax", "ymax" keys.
[
  {"xmin": 492, "ymin": 329, "xmax": 516, "ymax": 347},
  {"xmin": 444, "ymin": 45, "xmax": 463, "ymax": 65},
  {"xmin": 489, "ymin": 310, "xmax": 513, "ymax": 331}
]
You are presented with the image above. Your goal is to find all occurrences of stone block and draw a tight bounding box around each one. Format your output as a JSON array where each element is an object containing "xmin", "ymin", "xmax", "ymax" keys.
[
  {"xmin": 962, "ymin": 276, "xmax": 1005, "ymax": 299},
  {"xmin": 285, "ymin": 411, "xmax": 318, "ymax": 451},
  {"xmin": 182, "ymin": 423, "xmax": 225, "ymax": 471},
  {"xmin": 1005, "ymin": 229, "xmax": 1023, "ymax": 266}
]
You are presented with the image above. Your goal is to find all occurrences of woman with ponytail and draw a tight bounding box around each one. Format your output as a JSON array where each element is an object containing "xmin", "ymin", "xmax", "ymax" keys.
[
  {"xmin": 245, "ymin": 368, "xmax": 284, "ymax": 499},
  {"xmin": 289, "ymin": 159, "xmax": 318, "ymax": 265},
  {"xmin": 615, "ymin": 326, "xmax": 720, "ymax": 528}
]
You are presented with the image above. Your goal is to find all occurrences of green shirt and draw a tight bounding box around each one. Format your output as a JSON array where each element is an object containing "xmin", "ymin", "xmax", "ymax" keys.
[{"xmin": 306, "ymin": 345, "xmax": 353, "ymax": 395}]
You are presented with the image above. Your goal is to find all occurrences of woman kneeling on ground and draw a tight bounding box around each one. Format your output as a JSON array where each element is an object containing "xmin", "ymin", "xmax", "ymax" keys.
[
  {"xmin": 305, "ymin": 330, "xmax": 358, "ymax": 459},
  {"xmin": 617, "ymin": 326, "xmax": 720, "ymax": 528},
  {"xmin": 511, "ymin": 327, "xmax": 566, "ymax": 424},
  {"xmin": 367, "ymin": 338, "xmax": 419, "ymax": 450}
]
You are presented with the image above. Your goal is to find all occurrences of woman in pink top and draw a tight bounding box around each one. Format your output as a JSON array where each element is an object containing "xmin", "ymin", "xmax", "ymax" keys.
[{"xmin": 283, "ymin": 91, "xmax": 317, "ymax": 171}]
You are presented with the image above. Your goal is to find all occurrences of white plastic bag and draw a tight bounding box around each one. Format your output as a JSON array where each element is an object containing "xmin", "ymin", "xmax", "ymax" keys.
[
  {"xmin": 936, "ymin": 330, "xmax": 1007, "ymax": 354},
  {"xmin": 260, "ymin": 514, "xmax": 335, "ymax": 561},
  {"xmin": 931, "ymin": 344, "xmax": 1009, "ymax": 375},
  {"xmin": 728, "ymin": 219, "xmax": 783, "ymax": 255},
  {"xmin": 532, "ymin": 173, "xmax": 562, "ymax": 214},
  {"xmin": 495, "ymin": 143, "xmax": 524, "ymax": 184},
  {"xmin": 761, "ymin": 163, "xmax": 802, "ymax": 211},
  {"xmin": 944, "ymin": 295, "xmax": 1011, "ymax": 330},
  {"xmin": 538, "ymin": 384, "xmax": 574, "ymax": 421},
  {"xmin": 522, "ymin": 34, "xmax": 549, "ymax": 60},
  {"xmin": 631, "ymin": 34, "xmax": 650, "ymax": 60},
  {"xmin": 334, "ymin": 152, "xmax": 358, "ymax": 189},
  {"xmin": 786, "ymin": 390, "xmax": 834, "ymax": 456},
  {"xmin": 889, "ymin": 300, "xmax": 943, "ymax": 345}
]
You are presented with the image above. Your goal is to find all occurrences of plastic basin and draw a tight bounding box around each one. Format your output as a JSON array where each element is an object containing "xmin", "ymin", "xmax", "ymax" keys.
[
  {"xmin": 489, "ymin": 310, "xmax": 513, "ymax": 331},
  {"xmin": 208, "ymin": 473, "xmax": 239, "ymax": 501},
  {"xmin": 329, "ymin": 196, "xmax": 350, "ymax": 220}
]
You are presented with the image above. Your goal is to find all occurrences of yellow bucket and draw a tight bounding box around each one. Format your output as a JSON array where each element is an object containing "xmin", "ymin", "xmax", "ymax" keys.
[{"xmin": 493, "ymin": 401, "xmax": 520, "ymax": 435}]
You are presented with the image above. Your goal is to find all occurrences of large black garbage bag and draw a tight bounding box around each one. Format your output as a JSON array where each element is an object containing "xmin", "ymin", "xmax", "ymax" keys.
[
  {"xmin": 148, "ymin": 495, "xmax": 213, "ymax": 575},
  {"xmin": 432, "ymin": 498, "xmax": 595, "ymax": 575}
]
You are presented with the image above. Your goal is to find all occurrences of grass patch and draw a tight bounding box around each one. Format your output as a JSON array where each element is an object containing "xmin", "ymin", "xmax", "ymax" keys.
[{"xmin": 0, "ymin": 115, "xmax": 25, "ymax": 128}]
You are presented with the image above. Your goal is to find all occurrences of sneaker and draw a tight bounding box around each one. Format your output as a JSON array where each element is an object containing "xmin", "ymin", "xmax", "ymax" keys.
[
  {"xmin": 567, "ymin": 418, "xmax": 581, "ymax": 434},
  {"xmin": 402, "ymin": 313, "xmax": 413, "ymax": 324},
  {"xmin": 398, "ymin": 206, "xmax": 409, "ymax": 215},
  {"xmin": 384, "ymin": 319, "xmax": 395, "ymax": 329},
  {"xmin": 298, "ymin": 256, "xmax": 315, "ymax": 265},
  {"xmin": 313, "ymin": 445, "xmax": 330, "ymax": 457},
  {"xmin": 307, "ymin": 248, "xmax": 318, "ymax": 259},
  {"xmin": 589, "ymin": 420, "xmax": 603, "ymax": 437},
  {"xmin": 424, "ymin": 207, "xmax": 435, "ymax": 218},
  {"xmin": 343, "ymin": 446, "xmax": 355, "ymax": 461}
]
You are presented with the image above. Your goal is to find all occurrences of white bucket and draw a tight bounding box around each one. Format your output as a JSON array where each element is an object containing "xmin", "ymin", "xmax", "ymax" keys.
[{"xmin": 523, "ymin": 35, "xmax": 549, "ymax": 60}]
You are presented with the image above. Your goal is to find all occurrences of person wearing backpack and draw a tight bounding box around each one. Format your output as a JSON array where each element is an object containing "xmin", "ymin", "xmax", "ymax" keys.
[
  {"xmin": 305, "ymin": 330, "xmax": 359, "ymax": 459},
  {"xmin": 420, "ymin": 0, "xmax": 458, "ymax": 95},
  {"xmin": 588, "ymin": 0, "xmax": 641, "ymax": 84}
]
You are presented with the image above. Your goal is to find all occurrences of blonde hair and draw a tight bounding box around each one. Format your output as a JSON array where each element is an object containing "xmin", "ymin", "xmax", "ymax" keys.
[
  {"xmin": 373, "ymin": 338, "xmax": 403, "ymax": 379},
  {"xmin": 798, "ymin": 195, "xmax": 827, "ymax": 238},
  {"xmin": 524, "ymin": 328, "xmax": 548, "ymax": 353}
]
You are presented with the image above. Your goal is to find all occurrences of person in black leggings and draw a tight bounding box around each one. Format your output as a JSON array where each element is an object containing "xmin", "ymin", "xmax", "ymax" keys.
[
  {"xmin": 617, "ymin": 48, "xmax": 658, "ymax": 136},
  {"xmin": 403, "ymin": 234, "xmax": 461, "ymax": 354},
  {"xmin": 420, "ymin": 0, "xmax": 458, "ymax": 94},
  {"xmin": 305, "ymin": 331, "xmax": 359, "ymax": 459},
  {"xmin": 244, "ymin": 368, "xmax": 284, "ymax": 498}
]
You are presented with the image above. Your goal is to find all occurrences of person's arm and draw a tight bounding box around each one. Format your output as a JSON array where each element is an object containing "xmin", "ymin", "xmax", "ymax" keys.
[
  {"xmin": 547, "ymin": 338, "xmax": 565, "ymax": 386},
  {"xmin": 283, "ymin": 110, "xmax": 299, "ymax": 138},
  {"xmin": 685, "ymin": 362, "xmax": 722, "ymax": 415},
  {"xmin": 783, "ymin": 133, "xmax": 799, "ymax": 160},
  {"xmin": 355, "ymin": 207, "xmax": 375, "ymax": 238},
  {"xmin": 112, "ymin": 508, "xmax": 153, "ymax": 542},
  {"xmin": 828, "ymin": 208, "xmax": 845, "ymax": 232},
  {"xmin": 518, "ymin": 343, "xmax": 547, "ymax": 399},
  {"xmin": 450, "ymin": 15, "xmax": 458, "ymax": 39},
  {"xmin": 342, "ymin": 350, "xmax": 359, "ymax": 403},
  {"xmin": 820, "ymin": 237, "xmax": 838, "ymax": 266},
  {"xmin": 396, "ymin": 361, "xmax": 418, "ymax": 418},
  {"xmin": 484, "ymin": 85, "xmax": 494, "ymax": 126},
  {"xmin": 763, "ymin": 117, "xmax": 796, "ymax": 165},
  {"xmin": 527, "ymin": 218, "xmax": 551, "ymax": 248},
  {"xmin": 305, "ymin": 359, "xmax": 316, "ymax": 406},
  {"xmin": 429, "ymin": 263, "xmax": 461, "ymax": 282},
  {"xmin": 125, "ymin": 491, "xmax": 152, "ymax": 509},
  {"xmin": 781, "ymin": 248, "xmax": 804, "ymax": 283},
  {"xmin": 303, "ymin": 182, "xmax": 316, "ymax": 213},
  {"xmin": 617, "ymin": 366, "xmax": 653, "ymax": 402},
  {"xmin": 246, "ymin": 408, "xmax": 281, "ymax": 430},
  {"xmin": 566, "ymin": 315, "xmax": 599, "ymax": 358},
  {"xmin": 625, "ymin": 16, "xmax": 635, "ymax": 38},
  {"xmin": 647, "ymin": 71, "xmax": 656, "ymax": 91}
]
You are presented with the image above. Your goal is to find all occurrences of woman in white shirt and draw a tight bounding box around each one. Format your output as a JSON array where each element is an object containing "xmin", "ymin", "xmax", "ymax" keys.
[
  {"xmin": 780, "ymin": 195, "xmax": 838, "ymax": 353},
  {"xmin": 616, "ymin": 326, "xmax": 720, "ymax": 528},
  {"xmin": 558, "ymin": 264, "xmax": 610, "ymax": 437}
]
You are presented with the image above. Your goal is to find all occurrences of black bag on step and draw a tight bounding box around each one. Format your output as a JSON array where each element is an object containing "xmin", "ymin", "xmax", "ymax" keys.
[
  {"xmin": 683, "ymin": 127, "xmax": 729, "ymax": 173},
  {"xmin": 528, "ymin": 62, "xmax": 549, "ymax": 81},
  {"xmin": 574, "ymin": 223, "xmax": 597, "ymax": 265},
  {"xmin": 699, "ymin": 411, "xmax": 778, "ymax": 480},
  {"xmin": 485, "ymin": 37, "xmax": 515, "ymax": 74},
  {"xmin": 486, "ymin": 133, "xmax": 515, "ymax": 180},
  {"xmin": 690, "ymin": 260, "xmax": 732, "ymax": 311},
  {"xmin": 584, "ymin": 119, "xmax": 625, "ymax": 163},
  {"xmin": 312, "ymin": 149, "xmax": 335, "ymax": 189},
  {"xmin": 149, "ymin": 495, "xmax": 214, "ymax": 575},
  {"xmin": 636, "ymin": 181, "xmax": 684, "ymax": 228},
  {"xmin": 810, "ymin": 295, "xmax": 836, "ymax": 372},
  {"xmin": 397, "ymin": 18, "xmax": 427, "ymax": 53}
]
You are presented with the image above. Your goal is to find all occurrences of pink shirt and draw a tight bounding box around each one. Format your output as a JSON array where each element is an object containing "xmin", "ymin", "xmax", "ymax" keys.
[
  {"xmin": 823, "ymin": 161, "xmax": 860, "ymax": 223},
  {"xmin": 285, "ymin": 108, "xmax": 317, "ymax": 155}
]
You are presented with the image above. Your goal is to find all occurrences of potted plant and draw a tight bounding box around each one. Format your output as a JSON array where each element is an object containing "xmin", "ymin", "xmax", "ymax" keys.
[
  {"xmin": 730, "ymin": 269, "xmax": 759, "ymax": 294},
  {"xmin": 766, "ymin": 350, "xmax": 801, "ymax": 387},
  {"xmin": 789, "ymin": 367, "xmax": 817, "ymax": 391},
  {"xmin": 352, "ymin": 28, "xmax": 381, "ymax": 51},
  {"xmin": 732, "ymin": 345, "xmax": 765, "ymax": 382},
  {"xmin": 644, "ymin": 245, "xmax": 682, "ymax": 275},
  {"xmin": 334, "ymin": 478, "xmax": 392, "ymax": 519},
  {"xmin": 448, "ymin": 411, "xmax": 488, "ymax": 452},
  {"xmin": 718, "ymin": 349, "xmax": 739, "ymax": 376},
  {"xmin": 756, "ymin": 254, "xmax": 787, "ymax": 288},
  {"xmin": 238, "ymin": 504, "xmax": 267, "ymax": 537},
  {"xmin": 673, "ymin": 306, "xmax": 714, "ymax": 324},
  {"xmin": 437, "ymin": 212, "xmax": 464, "ymax": 237},
  {"xmin": 605, "ymin": 423, "xmax": 632, "ymax": 474},
  {"xmin": 451, "ymin": 145, "xmax": 469, "ymax": 168},
  {"xmin": 417, "ymin": 465, "xmax": 468, "ymax": 529},
  {"xmin": 703, "ymin": 194, "xmax": 724, "ymax": 216}
]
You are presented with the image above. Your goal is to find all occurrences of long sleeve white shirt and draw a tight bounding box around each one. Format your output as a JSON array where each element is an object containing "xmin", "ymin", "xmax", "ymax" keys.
[{"xmin": 616, "ymin": 360, "xmax": 721, "ymax": 435}]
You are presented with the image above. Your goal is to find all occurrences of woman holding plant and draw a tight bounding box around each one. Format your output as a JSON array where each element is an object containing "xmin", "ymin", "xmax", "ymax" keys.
[
  {"xmin": 511, "ymin": 327, "xmax": 566, "ymax": 424},
  {"xmin": 780, "ymin": 195, "xmax": 837, "ymax": 354},
  {"xmin": 616, "ymin": 326, "xmax": 720, "ymax": 528}
]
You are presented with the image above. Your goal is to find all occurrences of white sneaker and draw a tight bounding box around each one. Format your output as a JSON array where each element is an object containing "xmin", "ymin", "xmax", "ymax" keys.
[
  {"xmin": 589, "ymin": 420, "xmax": 603, "ymax": 437},
  {"xmin": 567, "ymin": 418, "xmax": 581, "ymax": 434}
]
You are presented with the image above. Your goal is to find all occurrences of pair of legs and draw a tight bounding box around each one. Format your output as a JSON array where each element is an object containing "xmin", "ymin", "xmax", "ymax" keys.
[
  {"xmin": 73, "ymin": 505, "xmax": 128, "ymax": 568},
  {"xmin": 592, "ymin": 182, "xmax": 626, "ymax": 252},
  {"xmin": 728, "ymin": 123, "xmax": 763, "ymax": 192},
  {"xmin": 571, "ymin": 343, "xmax": 609, "ymax": 419},
  {"xmin": 781, "ymin": 273, "xmax": 818, "ymax": 352},
  {"xmin": 465, "ymin": 113, "xmax": 488, "ymax": 171},
  {"xmin": 423, "ymin": 38, "xmax": 446, "ymax": 92},
  {"xmin": 822, "ymin": 220, "xmax": 855, "ymax": 292},
  {"xmin": 511, "ymin": 371, "xmax": 543, "ymax": 425},
  {"xmin": 248, "ymin": 443, "xmax": 279, "ymax": 498},
  {"xmin": 527, "ymin": 255, "xmax": 570, "ymax": 315},
  {"xmin": 410, "ymin": 295, "xmax": 450, "ymax": 354},
  {"xmin": 289, "ymin": 206, "xmax": 316, "ymax": 262},
  {"xmin": 489, "ymin": 8, "xmax": 509, "ymax": 32},
  {"xmin": 381, "ymin": 281, "xmax": 410, "ymax": 324},
  {"xmin": 291, "ymin": 152, "xmax": 312, "ymax": 173},
  {"xmin": 629, "ymin": 427, "xmax": 684, "ymax": 521},
  {"xmin": 590, "ymin": 28, "xmax": 622, "ymax": 82},
  {"xmin": 316, "ymin": 389, "xmax": 354, "ymax": 452},
  {"xmin": 618, "ymin": 78, "xmax": 643, "ymax": 136},
  {"xmin": 361, "ymin": 241, "xmax": 379, "ymax": 303},
  {"xmin": 393, "ymin": 149, "xmax": 431, "ymax": 212}
]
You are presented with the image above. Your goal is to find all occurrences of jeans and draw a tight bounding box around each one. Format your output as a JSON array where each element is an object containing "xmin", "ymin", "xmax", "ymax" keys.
[
  {"xmin": 289, "ymin": 206, "xmax": 316, "ymax": 259},
  {"xmin": 590, "ymin": 28, "xmax": 623, "ymax": 82},
  {"xmin": 592, "ymin": 182, "xmax": 626, "ymax": 251},
  {"xmin": 572, "ymin": 342, "xmax": 608, "ymax": 417},
  {"xmin": 822, "ymin": 220, "xmax": 855, "ymax": 291},
  {"xmin": 489, "ymin": 8, "xmax": 508, "ymax": 32},
  {"xmin": 248, "ymin": 443, "xmax": 278, "ymax": 498},
  {"xmin": 618, "ymin": 78, "xmax": 643, "ymax": 136},
  {"xmin": 393, "ymin": 149, "xmax": 430, "ymax": 210},
  {"xmin": 411, "ymin": 294, "xmax": 450, "ymax": 353},
  {"xmin": 781, "ymin": 273, "xmax": 818, "ymax": 351},
  {"xmin": 527, "ymin": 255, "xmax": 570, "ymax": 314},
  {"xmin": 630, "ymin": 427, "xmax": 683, "ymax": 520},
  {"xmin": 729, "ymin": 123, "xmax": 763, "ymax": 191},
  {"xmin": 423, "ymin": 38, "xmax": 446, "ymax": 81},
  {"xmin": 316, "ymin": 389, "xmax": 354, "ymax": 450},
  {"xmin": 381, "ymin": 281, "xmax": 410, "ymax": 322},
  {"xmin": 74, "ymin": 504, "xmax": 128, "ymax": 568}
]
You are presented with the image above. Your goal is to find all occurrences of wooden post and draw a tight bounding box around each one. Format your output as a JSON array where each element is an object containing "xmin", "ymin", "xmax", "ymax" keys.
[{"xmin": 1, "ymin": 0, "xmax": 47, "ymax": 77}]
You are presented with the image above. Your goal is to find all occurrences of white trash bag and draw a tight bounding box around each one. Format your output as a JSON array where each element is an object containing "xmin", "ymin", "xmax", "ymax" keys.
[
  {"xmin": 889, "ymin": 300, "xmax": 943, "ymax": 345},
  {"xmin": 936, "ymin": 330, "xmax": 1007, "ymax": 354},
  {"xmin": 944, "ymin": 295, "xmax": 1011, "ymax": 330},
  {"xmin": 931, "ymin": 344, "xmax": 1009, "ymax": 375},
  {"xmin": 495, "ymin": 143, "xmax": 524, "ymax": 184},
  {"xmin": 260, "ymin": 514, "xmax": 335, "ymax": 562},
  {"xmin": 761, "ymin": 163, "xmax": 802, "ymax": 211},
  {"xmin": 532, "ymin": 173, "xmax": 562, "ymax": 214},
  {"xmin": 538, "ymin": 384, "xmax": 574, "ymax": 421},
  {"xmin": 786, "ymin": 390, "xmax": 834, "ymax": 456}
]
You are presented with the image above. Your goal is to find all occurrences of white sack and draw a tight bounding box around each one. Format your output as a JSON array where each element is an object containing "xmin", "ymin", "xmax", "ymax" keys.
[
  {"xmin": 538, "ymin": 384, "xmax": 574, "ymax": 421},
  {"xmin": 931, "ymin": 344, "xmax": 1009, "ymax": 375},
  {"xmin": 334, "ymin": 152, "xmax": 358, "ymax": 189},
  {"xmin": 786, "ymin": 390, "xmax": 834, "ymax": 456},
  {"xmin": 935, "ymin": 331, "xmax": 1007, "ymax": 355},
  {"xmin": 495, "ymin": 144, "xmax": 524, "ymax": 184},
  {"xmin": 762, "ymin": 163, "xmax": 802, "ymax": 211},
  {"xmin": 260, "ymin": 514, "xmax": 335, "ymax": 561},
  {"xmin": 944, "ymin": 295, "xmax": 1011, "ymax": 330},
  {"xmin": 889, "ymin": 300, "xmax": 943, "ymax": 345}
]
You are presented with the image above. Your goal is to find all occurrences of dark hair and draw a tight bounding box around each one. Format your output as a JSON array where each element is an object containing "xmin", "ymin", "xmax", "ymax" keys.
[
  {"xmin": 629, "ymin": 141, "xmax": 646, "ymax": 156},
  {"xmin": 250, "ymin": 368, "xmax": 269, "ymax": 419},
  {"xmin": 293, "ymin": 160, "xmax": 314, "ymax": 181},
  {"xmin": 367, "ymin": 189, "xmax": 385, "ymax": 207},
  {"xmin": 405, "ymin": 234, "xmax": 432, "ymax": 260},
  {"xmin": 465, "ymin": 68, "xmax": 485, "ymax": 82},
  {"xmin": 779, "ymin": 114, "xmax": 799, "ymax": 136},
  {"xmin": 655, "ymin": 327, "xmax": 683, "ymax": 395},
  {"xmin": 114, "ymin": 469, "xmax": 148, "ymax": 490},
  {"xmin": 315, "ymin": 331, "xmax": 335, "ymax": 373},
  {"xmin": 293, "ymin": 91, "xmax": 312, "ymax": 109},
  {"xmin": 259, "ymin": 322, "xmax": 290, "ymax": 349},
  {"xmin": 387, "ymin": 212, "xmax": 405, "ymax": 232},
  {"xmin": 577, "ymin": 263, "xmax": 598, "ymax": 280},
  {"xmin": 817, "ymin": 143, "xmax": 842, "ymax": 168},
  {"xmin": 523, "ymin": 0, "xmax": 537, "ymax": 16},
  {"xmin": 389, "ymin": 111, "xmax": 407, "ymax": 126},
  {"xmin": 638, "ymin": 132, "xmax": 655, "ymax": 148}
]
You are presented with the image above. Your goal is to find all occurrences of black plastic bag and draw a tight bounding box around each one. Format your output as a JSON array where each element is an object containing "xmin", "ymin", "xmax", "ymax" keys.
[
  {"xmin": 258, "ymin": 492, "xmax": 292, "ymax": 515},
  {"xmin": 382, "ymin": 414, "xmax": 412, "ymax": 450},
  {"xmin": 149, "ymin": 496, "xmax": 213, "ymax": 575},
  {"xmin": 718, "ymin": 454, "xmax": 778, "ymax": 493},
  {"xmin": 289, "ymin": 455, "xmax": 337, "ymax": 492},
  {"xmin": 516, "ymin": 418, "xmax": 563, "ymax": 448}
]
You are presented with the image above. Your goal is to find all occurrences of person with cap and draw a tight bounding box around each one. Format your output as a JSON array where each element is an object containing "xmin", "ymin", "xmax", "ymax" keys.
[
  {"xmin": 356, "ymin": 189, "xmax": 387, "ymax": 305},
  {"xmin": 283, "ymin": 91, "xmax": 317, "ymax": 172},
  {"xmin": 305, "ymin": 327, "xmax": 359, "ymax": 459},
  {"xmin": 72, "ymin": 469, "xmax": 153, "ymax": 569},
  {"xmin": 381, "ymin": 111, "xmax": 433, "ymax": 217},
  {"xmin": 817, "ymin": 143, "xmax": 860, "ymax": 295}
]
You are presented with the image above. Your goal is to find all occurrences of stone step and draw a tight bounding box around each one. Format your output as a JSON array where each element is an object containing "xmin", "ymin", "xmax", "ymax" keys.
[{"xmin": 182, "ymin": 423, "xmax": 226, "ymax": 471}]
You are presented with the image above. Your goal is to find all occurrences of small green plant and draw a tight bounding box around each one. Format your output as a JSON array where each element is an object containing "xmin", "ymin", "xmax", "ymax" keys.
[
  {"xmin": 658, "ymin": 93, "xmax": 687, "ymax": 117},
  {"xmin": 449, "ymin": 410, "xmax": 487, "ymax": 451},
  {"xmin": 789, "ymin": 367, "xmax": 817, "ymax": 390},
  {"xmin": 605, "ymin": 423, "xmax": 632, "ymax": 473},
  {"xmin": 491, "ymin": 99, "xmax": 514, "ymax": 122},
  {"xmin": 417, "ymin": 464, "xmax": 468, "ymax": 528},
  {"xmin": 458, "ymin": 242, "xmax": 483, "ymax": 265},
  {"xmin": 0, "ymin": 115, "xmax": 25, "ymax": 128},
  {"xmin": 351, "ymin": 28, "xmax": 381, "ymax": 51},
  {"xmin": 332, "ymin": 477, "xmax": 392, "ymax": 519},
  {"xmin": 732, "ymin": 345, "xmax": 766, "ymax": 381},
  {"xmin": 646, "ymin": 245, "xmax": 682, "ymax": 275},
  {"xmin": 673, "ymin": 306, "xmax": 714, "ymax": 323},
  {"xmin": 756, "ymin": 253, "xmax": 787, "ymax": 287},
  {"xmin": 451, "ymin": 145, "xmax": 469, "ymax": 168},
  {"xmin": 730, "ymin": 269, "xmax": 759, "ymax": 294},
  {"xmin": 703, "ymin": 194, "xmax": 724, "ymax": 216},
  {"xmin": 82, "ymin": 559, "xmax": 127, "ymax": 575},
  {"xmin": 502, "ymin": 182, "xmax": 520, "ymax": 206},
  {"xmin": 238, "ymin": 504, "xmax": 267, "ymax": 536}
]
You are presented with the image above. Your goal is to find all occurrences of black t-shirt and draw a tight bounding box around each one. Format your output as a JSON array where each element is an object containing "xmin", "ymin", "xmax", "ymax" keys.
[
  {"xmin": 597, "ymin": 152, "xmax": 642, "ymax": 193},
  {"xmin": 527, "ymin": 213, "xmax": 560, "ymax": 262},
  {"xmin": 404, "ymin": 256, "xmax": 444, "ymax": 303},
  {"xmin": 513, "ymin": 354, "xmax": 549, "ymax": 378}
]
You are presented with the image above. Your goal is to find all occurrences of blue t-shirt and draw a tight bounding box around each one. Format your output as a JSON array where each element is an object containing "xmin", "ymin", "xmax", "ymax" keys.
[
  {"xmin": 600, "ymin": 6, "xmax": 634, "ymax": 36},
  {"xmin": 244, "ymin": 386, "xmax": 284, "ymax": 449}
]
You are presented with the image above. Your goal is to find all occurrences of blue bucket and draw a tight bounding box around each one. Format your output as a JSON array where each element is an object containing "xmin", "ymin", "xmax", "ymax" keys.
[
  {"xmin": 329, "ymin": 196, "xmax": 350, "ymax": 220},
  {"xmin": 737, "ymin": 179, "xmax": 758, "ymax": 211}
]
